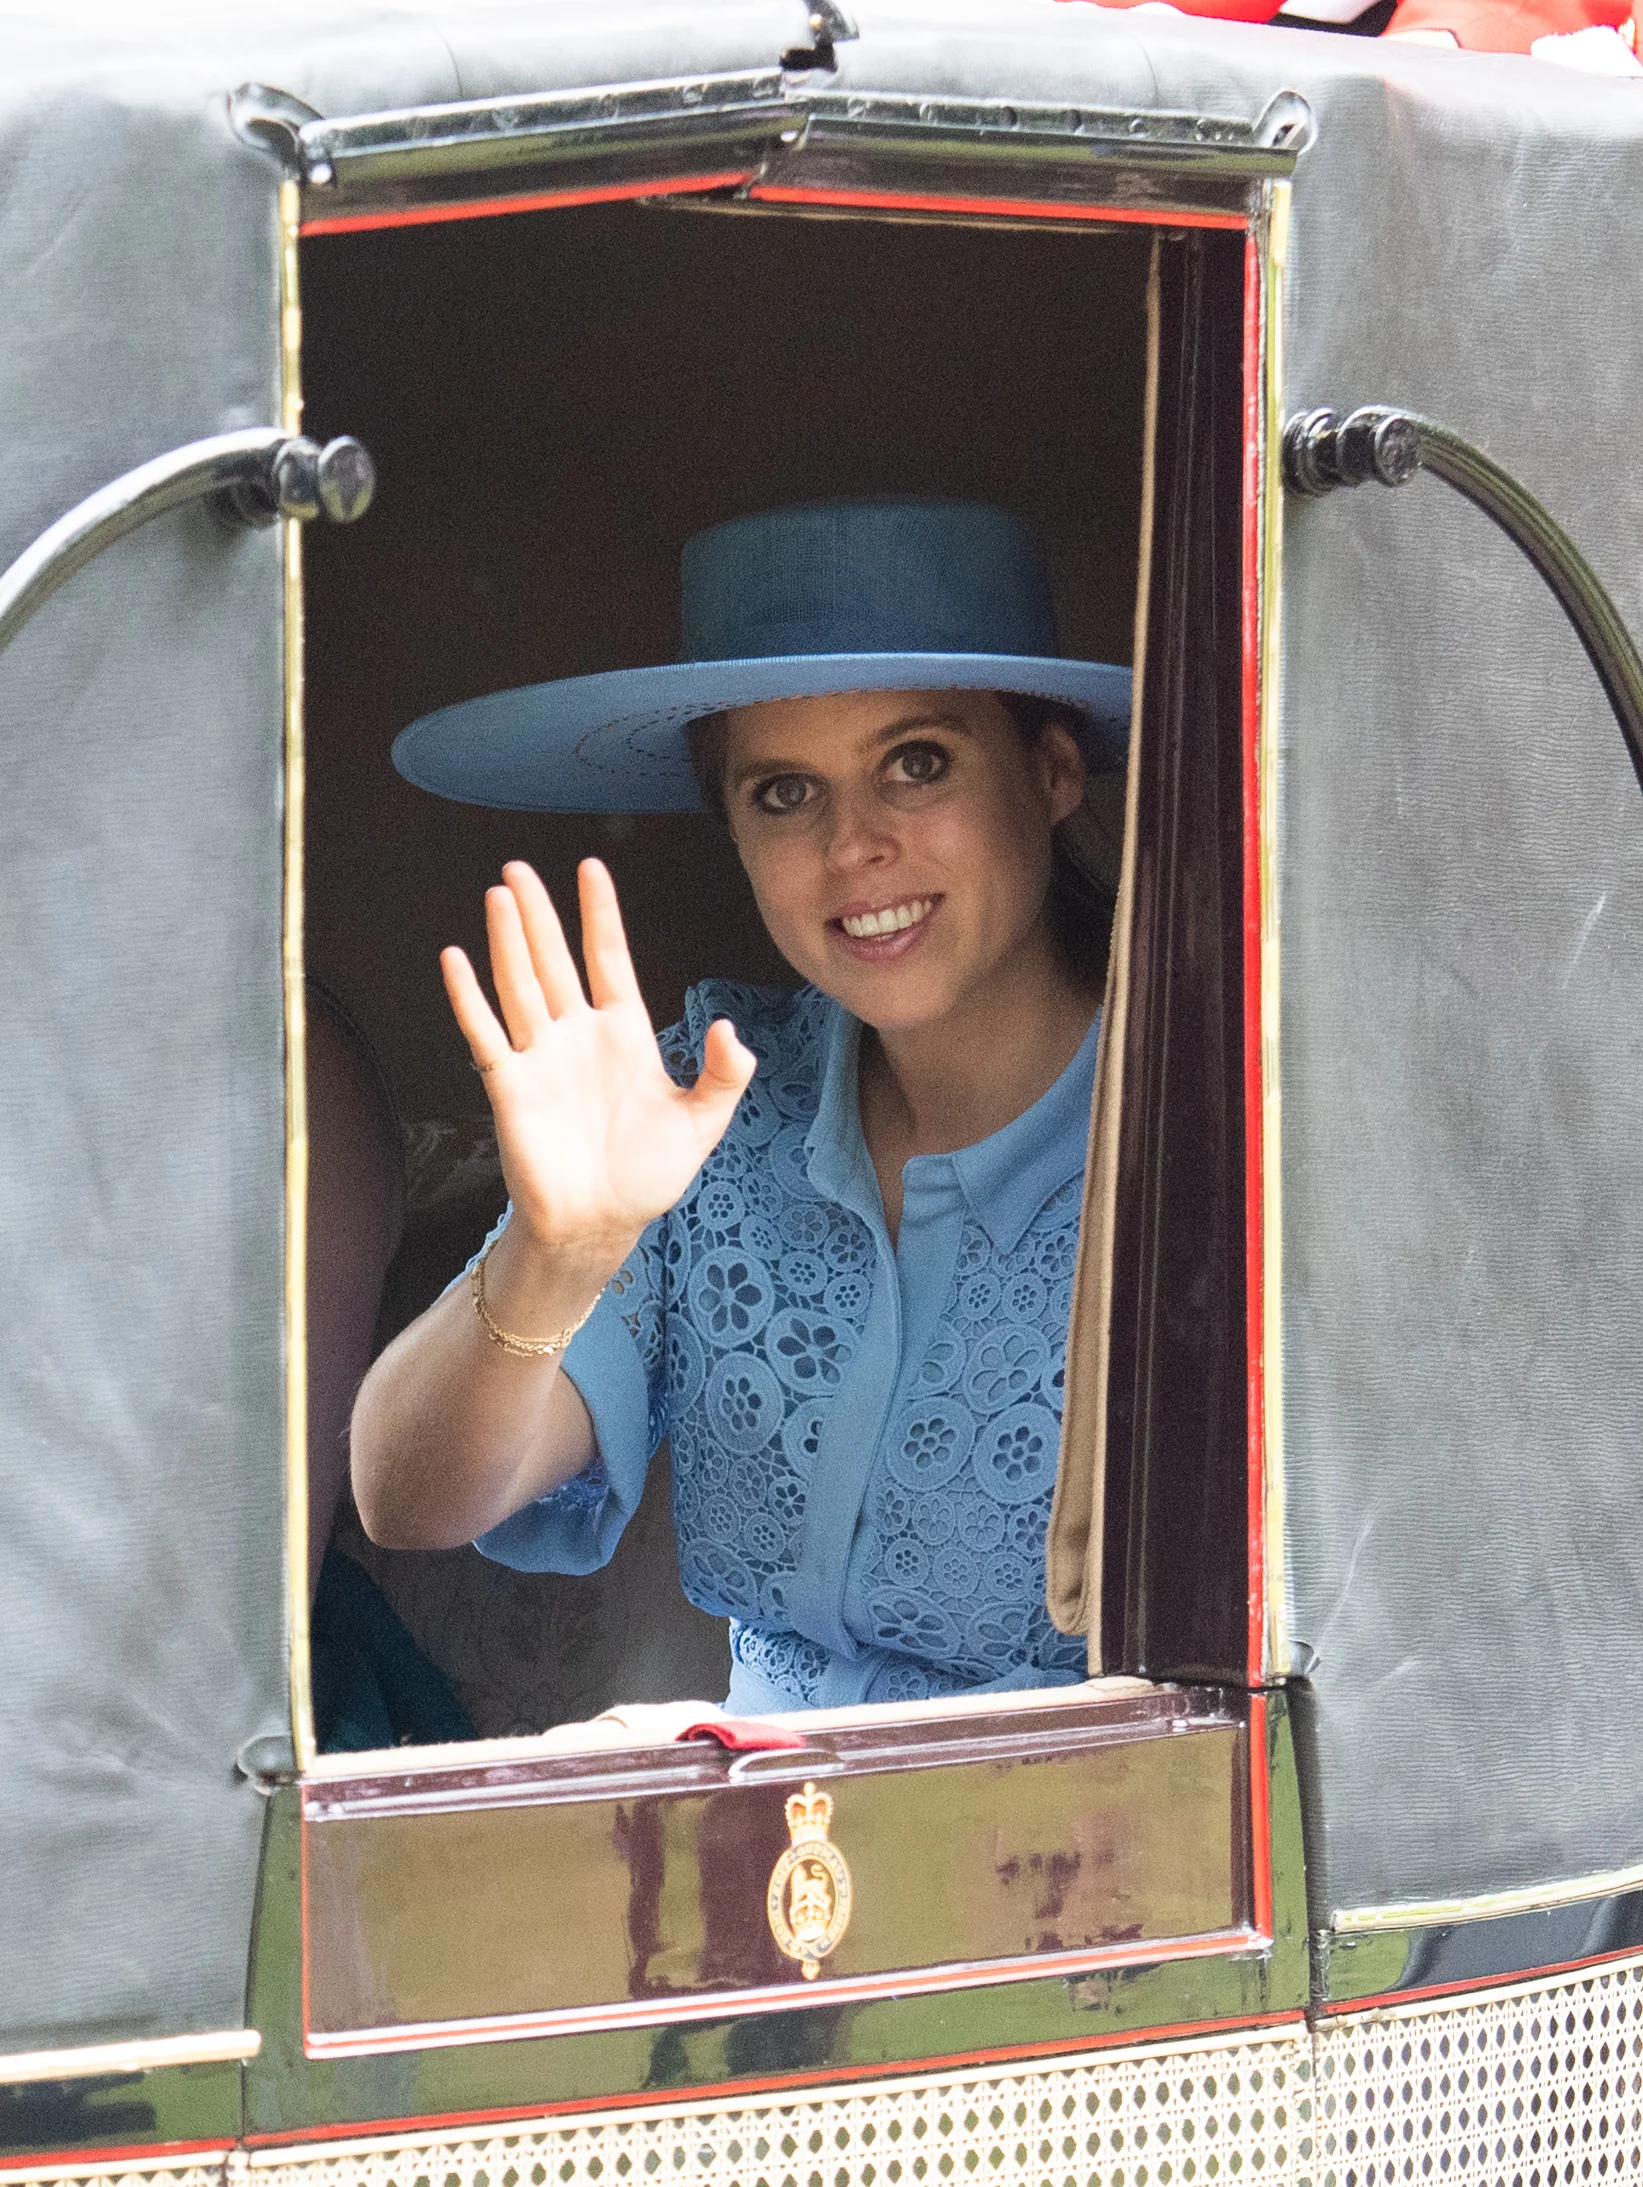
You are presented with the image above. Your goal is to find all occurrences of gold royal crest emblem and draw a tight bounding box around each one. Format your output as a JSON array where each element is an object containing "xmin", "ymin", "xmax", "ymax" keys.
[{"xmin": 766, "ymin": 1780, "xmax": 853, "ymax": 1979}]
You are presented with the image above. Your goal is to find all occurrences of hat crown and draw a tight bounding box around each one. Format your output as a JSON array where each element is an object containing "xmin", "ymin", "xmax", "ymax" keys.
[
  {"xmin": 393, "ymin": 496, "xmax": 1132, "ymax": 814},
  {"xmin": 680, "ymin": 500, "xmax": 1060, "ymax": 666}
]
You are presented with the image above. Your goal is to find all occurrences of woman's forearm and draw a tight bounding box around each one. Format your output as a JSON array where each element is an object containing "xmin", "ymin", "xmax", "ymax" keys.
[
  {"xmin": 349, "ymin": 1219, "xmax": 622, "ymax": 1550},
  {"xmin": 351, "ymin": 858, "xmax": 752, "ymax": 1551}
]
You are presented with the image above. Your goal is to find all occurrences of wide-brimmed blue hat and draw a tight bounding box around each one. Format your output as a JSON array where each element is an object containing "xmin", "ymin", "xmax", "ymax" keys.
[{"xmin": 392, "ymin": 500, "xmax": 1132, "ymax": 813}]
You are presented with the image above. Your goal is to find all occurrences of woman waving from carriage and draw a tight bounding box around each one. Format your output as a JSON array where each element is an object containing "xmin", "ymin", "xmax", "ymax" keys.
[{"xmin": 352, "ymin": 499, "xmax": 1130, "ymax": 1713}]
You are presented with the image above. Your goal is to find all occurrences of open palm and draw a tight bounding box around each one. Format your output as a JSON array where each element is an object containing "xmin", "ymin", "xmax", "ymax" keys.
[{"xmin": 442, "ymin": 859, "xmax": 755, "ymax": 1260}]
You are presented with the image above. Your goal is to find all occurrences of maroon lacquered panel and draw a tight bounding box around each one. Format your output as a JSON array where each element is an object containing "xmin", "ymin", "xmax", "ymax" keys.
[{"xmin": 302, "ymin": 1686, "xmax": 1255, "ymax": 2053}]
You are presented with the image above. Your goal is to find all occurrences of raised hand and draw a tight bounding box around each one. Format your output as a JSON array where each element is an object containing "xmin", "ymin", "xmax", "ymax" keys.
[{"xmin": 441, "ymin": 859, "xmax": 755, "ymax": 1273}]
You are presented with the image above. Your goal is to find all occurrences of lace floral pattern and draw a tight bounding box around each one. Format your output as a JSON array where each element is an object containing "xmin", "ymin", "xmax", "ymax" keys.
[
  {"xmin": 657, "ymin": 987, "xmax": 866, "ymax": 1632},
  {"xmin": 853, "ymin": 1179, "xmax": 1083, "ymax": 1695},
  {"xmin": 542, "ymin": 981, "xmax": 1087, "ymax": 1701}
]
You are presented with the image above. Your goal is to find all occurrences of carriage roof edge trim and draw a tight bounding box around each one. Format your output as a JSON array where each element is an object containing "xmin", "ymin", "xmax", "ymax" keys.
[{"xmin": 284, "ymin": 77, "xmax": 1309, "ymax": 193}]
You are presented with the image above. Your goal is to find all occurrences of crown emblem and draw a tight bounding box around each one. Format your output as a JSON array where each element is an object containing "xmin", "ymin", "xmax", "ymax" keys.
[
  {"xmin": 767, "ymin": 1779, "xmax": 853, "ymax": 1980},
  {"xmin": 785, "ymin": 1781, "xmax": 833, "ymax": 1844}
]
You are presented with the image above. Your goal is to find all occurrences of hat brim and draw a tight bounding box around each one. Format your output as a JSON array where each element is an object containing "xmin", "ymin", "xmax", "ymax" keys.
[{"xmin": 392, "ymin": 653, "xmax": 1133, "ymax": 814}]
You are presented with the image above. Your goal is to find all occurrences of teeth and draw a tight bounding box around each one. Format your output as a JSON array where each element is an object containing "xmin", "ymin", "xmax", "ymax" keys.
[{"xmin": 841, "ymin": 897, "xmax": 933, "ymax": 940}]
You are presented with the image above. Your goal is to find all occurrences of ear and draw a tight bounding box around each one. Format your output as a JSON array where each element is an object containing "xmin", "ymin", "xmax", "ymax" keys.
[{"xmin": 1038, "ymin": 719, "xmax": 1088, "ymax": 828}]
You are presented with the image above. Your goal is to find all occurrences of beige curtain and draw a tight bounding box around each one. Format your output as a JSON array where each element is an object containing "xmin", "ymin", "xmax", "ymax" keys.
[{"xmin": 1045, "ymin": 239, "xmax": 1160, "ymax": 1668}]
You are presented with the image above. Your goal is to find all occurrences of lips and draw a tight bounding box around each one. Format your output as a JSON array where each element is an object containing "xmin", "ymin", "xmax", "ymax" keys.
[
  {"xmin": 836, "ymin": 896, "xmax": 935, "ymax": 940},
  {"xmin": 826, "ymin": 893, "xmax": 941, "ymax": 964}
]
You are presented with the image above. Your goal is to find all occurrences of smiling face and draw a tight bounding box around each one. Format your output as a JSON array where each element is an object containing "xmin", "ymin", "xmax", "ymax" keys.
[{"xmin": 720, "ymin": 688, "xmax": 1086, "ymax": 1036}]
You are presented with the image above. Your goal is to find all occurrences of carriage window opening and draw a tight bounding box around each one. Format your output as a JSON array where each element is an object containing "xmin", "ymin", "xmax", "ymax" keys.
[{"xmin": 297, "ymin": 194, "xmax": 1233, "ymax": 1756}]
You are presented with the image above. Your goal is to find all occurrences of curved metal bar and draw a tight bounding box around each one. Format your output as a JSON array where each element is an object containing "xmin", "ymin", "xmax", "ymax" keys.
[
  {"xmin": 1411, "ymin": 414, "xmax": 1643, "ymax": 797},
  {"xmin": 1283, "ymin": 404, "xmax": 1643, "ymax": 801},
  {"xmin": 0, "ymin": 427, "xmax": 286, "ymax": 658},
  {"xmin": 726, "ymin": 1744, "xmax": 845, "ymax": 1783},
  {"xmin": 0, "ymin": 428, "xmax": 376, "ymax": 661}
]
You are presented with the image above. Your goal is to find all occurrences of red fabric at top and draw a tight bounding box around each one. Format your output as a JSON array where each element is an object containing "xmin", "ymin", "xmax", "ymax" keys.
[
  {"xmin": 682, "ymin": 1715, "xmax": 807, "ymax": 1752},
  {"xmin": 1385, "ymin": 0, "xmax": 1629, "ymax": 44},
  {"xmin": 1056, "ymin": 0, "xmax": 1282, "ymax": 22}
]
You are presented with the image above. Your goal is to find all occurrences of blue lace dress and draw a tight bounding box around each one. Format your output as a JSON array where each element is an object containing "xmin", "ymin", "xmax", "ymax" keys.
[{"xmin": 477, "ymin": 981, "xmax": 1095, "ymax": 1712}]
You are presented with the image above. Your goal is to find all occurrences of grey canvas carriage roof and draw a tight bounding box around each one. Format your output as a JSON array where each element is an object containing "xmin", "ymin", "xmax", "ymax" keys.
[
  {"xmin": 9, "ymin": 0, "xmax": 1643, "ymax": 133},
  {"xmin": 3, "ymin": 0, "xmax": 1643, "ymax": 2050}
]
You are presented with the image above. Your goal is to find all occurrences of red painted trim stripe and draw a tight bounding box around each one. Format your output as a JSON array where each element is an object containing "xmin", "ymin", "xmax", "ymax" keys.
[
  {"xmin": 0, "ymin": 2142, "xmax": 236, "ymax": 2176},
  {"xmin": 299, "ymin": 1778, "xmax": 313, "ymax": 2052},
  {"xmin": 747, "ymin": 182, "xmax": 1250, "ymax": 230},
  {"xmin": 1248, "ymin": 1693, "xmax": 1273, "ymax": 1942},
  {"xmin": 299, "ymin": 171, "xmax": 755, "ymax": 238},
  {"xmin": 1239, "ymin": 229, "xmax": 1267, "ymax": 1697},
  {"xmin": 1236, "ymin": 237, "xmax": 1275, "ymax": 1962},
  {"xmin": 243, "ymin": 2010, "xmax": 1308, "ymax": 2147}
]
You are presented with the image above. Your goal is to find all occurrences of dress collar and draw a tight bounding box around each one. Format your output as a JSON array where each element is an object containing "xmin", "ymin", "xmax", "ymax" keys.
[
  {"xmin": 803, "ymin": 994, "xmax": 1100, "ymax": 1255},
  {"xmin": 803, "ymin": 1003, "xmax": 881, "ymax": 1231}
]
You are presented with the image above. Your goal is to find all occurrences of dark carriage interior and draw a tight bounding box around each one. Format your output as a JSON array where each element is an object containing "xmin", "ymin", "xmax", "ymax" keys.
[{"xmin": 298, "ymin": 193, "xmax": 1241, "ymax": 1743}]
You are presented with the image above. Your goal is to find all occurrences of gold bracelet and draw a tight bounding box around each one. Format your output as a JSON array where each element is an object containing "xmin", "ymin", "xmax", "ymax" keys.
[{"xmin": 469, "ymin": 1242, "xmax": 601, "ymax": 1359}]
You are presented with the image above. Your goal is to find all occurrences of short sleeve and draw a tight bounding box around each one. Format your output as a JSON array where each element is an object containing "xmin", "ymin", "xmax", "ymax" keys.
[{"xmin": 474, "ymin": 1213, "xmax": 669, "ymax": 1576}]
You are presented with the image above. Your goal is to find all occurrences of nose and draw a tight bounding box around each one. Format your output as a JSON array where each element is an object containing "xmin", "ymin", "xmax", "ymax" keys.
[{"xmin": 822, "ymin": 782, "xmax": 897, "ymax": 873}]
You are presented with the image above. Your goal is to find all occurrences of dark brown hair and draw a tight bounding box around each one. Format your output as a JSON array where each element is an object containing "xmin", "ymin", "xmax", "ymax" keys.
[{"xmin": 685, "ymin": 694, "xmax": 1117, "ymax": 980}]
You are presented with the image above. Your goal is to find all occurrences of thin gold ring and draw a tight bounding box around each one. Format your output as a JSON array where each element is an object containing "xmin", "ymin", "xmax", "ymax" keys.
[{"xmin": 473, "ymin": 1059, "xmax": 502, "ymax": 1075}]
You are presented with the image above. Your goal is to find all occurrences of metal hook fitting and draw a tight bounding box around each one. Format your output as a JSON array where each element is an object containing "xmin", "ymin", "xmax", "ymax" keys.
[{"xmin": 1283, "ymin": 406, "xmax": 1423, "ymax": 498}]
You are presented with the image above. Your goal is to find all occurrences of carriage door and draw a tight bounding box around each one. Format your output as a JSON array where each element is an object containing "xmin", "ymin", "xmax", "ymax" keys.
[{"xmin": 241, "ymin": 56, "xmax": 1309, "ymax": 2119}]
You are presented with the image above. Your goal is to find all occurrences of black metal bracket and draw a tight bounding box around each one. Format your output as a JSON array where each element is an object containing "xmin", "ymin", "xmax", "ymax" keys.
[
  {"xmin": 1283, "ymin": 403, "xmax": 1643, "ymax": 801},
  {"xmin": 1282, "ymin": 404, "xmax": 1421, "ymax": 495},
  {"xmin": 782, "ymin": 0, "xmax": 860, "ymax": 73}
]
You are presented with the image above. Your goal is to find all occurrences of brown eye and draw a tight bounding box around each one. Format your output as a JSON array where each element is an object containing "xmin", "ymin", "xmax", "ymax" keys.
[
  {"xmin": 752, "ymin": 774, "xmax": 813, "ymax": 816},
  {"xmin": 886, "ymin": 740, "xmax": 950, "ymax": 786}
]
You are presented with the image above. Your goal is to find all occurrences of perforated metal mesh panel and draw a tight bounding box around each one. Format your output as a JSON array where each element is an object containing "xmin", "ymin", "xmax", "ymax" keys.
[
  {"xmin": 10, "ymin": 2161, "xmax": 226, "ymax": 2187},
  {"xmin": 244, "ymin": 2033, "xmax": 1307, "ymax": 2187},
  {"xmin": 1312, "ymin": 1956, "xmax": 1643, "ymax": 2184},
  {"xmin": 12, "ymin": 1955, "xmax": 1643, "ymax": 2187}
]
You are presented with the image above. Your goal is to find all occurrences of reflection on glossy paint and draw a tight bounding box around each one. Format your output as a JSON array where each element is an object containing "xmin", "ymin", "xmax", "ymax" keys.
[{"xmin": 302, "ymin": 1690, "xmax": 1248, "ymax": 2046}]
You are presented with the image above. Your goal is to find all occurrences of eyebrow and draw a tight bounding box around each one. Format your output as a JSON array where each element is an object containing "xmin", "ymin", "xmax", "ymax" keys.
[{"xmin": 729, "ymin": 709, "xmax": 975, "ymax": 792}]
